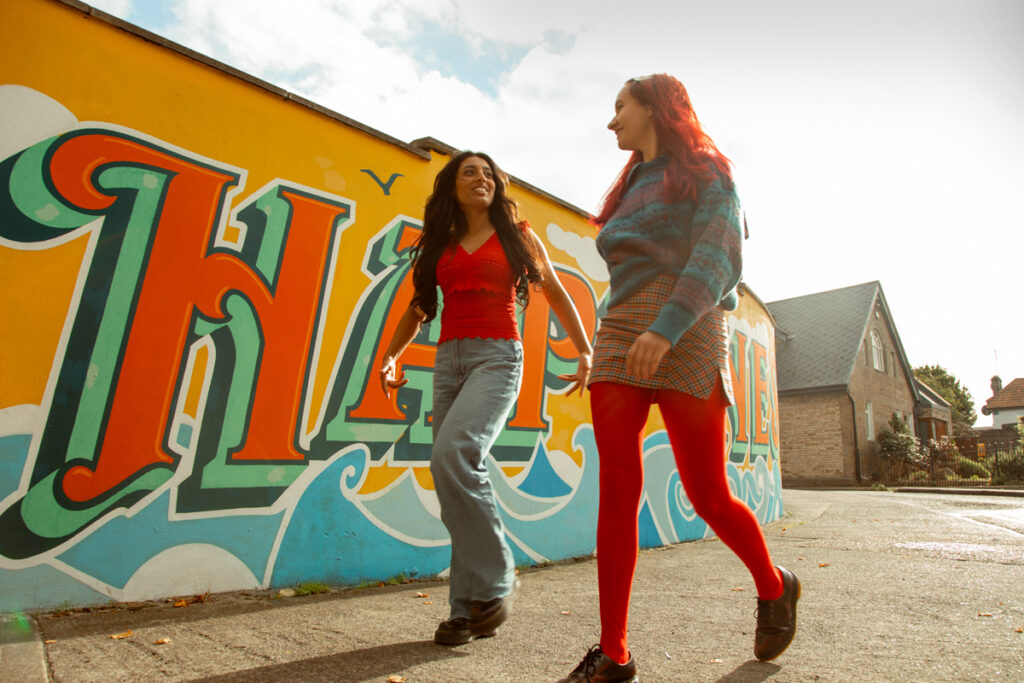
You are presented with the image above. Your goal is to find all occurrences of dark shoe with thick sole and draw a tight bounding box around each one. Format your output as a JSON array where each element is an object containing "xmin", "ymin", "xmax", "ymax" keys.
[
  {"xmin": 468, "ymin": 578, "xmax": 520, "ymax": 636},
  {"xmin": 754, "ymin": 565, "xmax": 800, "ymax": 661},
  {"xmin": 557, "ymin": 645, "xmax": 639, "ymax": 682},
  {"xmin": 434, "ymin": 616, "xmax": 493, "ymax": 646}
]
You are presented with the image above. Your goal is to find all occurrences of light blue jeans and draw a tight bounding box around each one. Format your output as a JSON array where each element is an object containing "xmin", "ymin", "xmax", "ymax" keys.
[{"xmin": 430, "ymin": 337, "xmax": 522, "ymax": 618}]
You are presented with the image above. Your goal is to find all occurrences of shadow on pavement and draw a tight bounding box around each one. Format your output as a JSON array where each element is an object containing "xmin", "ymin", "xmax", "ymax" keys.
[
  {"xmin": 36, "ymin": 582, "xmax": 443, "ymax": 640},
  {"xmin": 190, "ymin": 639, "xmax": 468, "ymax": 682},
  {"xmin": 715, "ymin": 660, "xmax": 782, "ymax": 682}
]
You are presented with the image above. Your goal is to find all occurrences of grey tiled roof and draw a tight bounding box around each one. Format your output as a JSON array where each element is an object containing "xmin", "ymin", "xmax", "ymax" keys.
[{"xmin": 766, "ymin": 282, "xmax": 880, "ymax": 392}]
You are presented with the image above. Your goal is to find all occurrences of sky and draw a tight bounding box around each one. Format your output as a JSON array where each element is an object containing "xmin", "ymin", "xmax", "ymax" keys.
[{"xmin": 88, "ymin": 0, "xmax": 1023, "ymax": 426}]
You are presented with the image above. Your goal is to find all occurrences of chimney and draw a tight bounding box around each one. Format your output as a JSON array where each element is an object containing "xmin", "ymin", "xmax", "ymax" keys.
[{"xmin": 990, "ymin": 375, "xmax": 1003, "ymax": 397}]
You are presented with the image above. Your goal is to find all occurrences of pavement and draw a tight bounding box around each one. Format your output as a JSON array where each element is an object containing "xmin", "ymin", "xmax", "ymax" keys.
[{"xmin": 3, "ymin": 487, "xmax": 1023, "ymax": 682}]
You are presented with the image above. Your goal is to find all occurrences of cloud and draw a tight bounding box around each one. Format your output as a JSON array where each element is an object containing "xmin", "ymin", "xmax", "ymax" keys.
[
  {"xmin": 89, "ymin": 0, "xmax": 132, "ymax": 17},
  {"xmin": 0, "ymin": 85, "xmax": 77, "ymax": 162},
  {"xmin": 545, "ymin": 223, "xmax": 608, "ymax": 282}
]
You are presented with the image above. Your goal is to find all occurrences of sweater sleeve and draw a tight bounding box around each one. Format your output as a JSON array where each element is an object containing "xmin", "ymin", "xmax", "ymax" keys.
[{"xmin": 647, "ymin": 176, "xmax": 744, "ymax": 344}]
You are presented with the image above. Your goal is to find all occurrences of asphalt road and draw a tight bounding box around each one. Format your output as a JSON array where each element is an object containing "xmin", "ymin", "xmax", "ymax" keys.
[{"xmin": 4, "ymin": 488, "xmax": 1023, "ymax": 682}]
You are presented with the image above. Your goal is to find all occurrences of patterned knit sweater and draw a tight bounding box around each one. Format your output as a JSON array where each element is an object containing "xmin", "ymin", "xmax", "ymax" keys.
[{"xmin": 596, "ymin": 156, "xmax": 744, "ymax": 345}]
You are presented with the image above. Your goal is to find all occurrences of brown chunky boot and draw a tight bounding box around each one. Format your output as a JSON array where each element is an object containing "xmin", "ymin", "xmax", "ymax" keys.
[
  {"xmin": 754, "ymin": 566, "xmax": 800, "ymax": 661},
  {"xmin": 468, "ymin": 578, "xmax": 520, "ymax": 636},
  {"xmin": 557, "ymin": 645, "xmax": 639, "ymax": 682}
]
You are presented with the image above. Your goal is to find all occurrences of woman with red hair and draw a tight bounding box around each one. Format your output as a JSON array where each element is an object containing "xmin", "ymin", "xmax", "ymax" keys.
[{"xmin": 557, "ymin": 75, "xmax": 799, "ymax": 682}]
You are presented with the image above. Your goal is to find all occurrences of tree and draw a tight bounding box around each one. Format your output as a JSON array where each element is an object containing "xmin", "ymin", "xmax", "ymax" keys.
[{"xmin": 913, "ymin": 364, "xmax": 977, "ymax": 435}]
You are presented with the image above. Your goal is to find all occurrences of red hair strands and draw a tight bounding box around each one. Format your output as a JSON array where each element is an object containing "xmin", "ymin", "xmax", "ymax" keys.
[{"xmin": 594, "ymin": 74, "xmax": 733, "ymax": 228}]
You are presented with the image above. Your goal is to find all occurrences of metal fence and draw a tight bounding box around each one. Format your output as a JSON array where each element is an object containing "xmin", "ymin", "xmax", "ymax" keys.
[{"xmin": 880, "ymin": 437, "xmax": 1024, "ymax": 488}]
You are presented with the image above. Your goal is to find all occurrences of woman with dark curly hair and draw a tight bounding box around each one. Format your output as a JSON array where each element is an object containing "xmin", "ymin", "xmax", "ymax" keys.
[
  {"xmin": 558, "ymin": 75, "xmax": 799, "ymax": 682},
  {"xmin": 380, "ymin": 150, "xmax": 593, "ymax": 647}
]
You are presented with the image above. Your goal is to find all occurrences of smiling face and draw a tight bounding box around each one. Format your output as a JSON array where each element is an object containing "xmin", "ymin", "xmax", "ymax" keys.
[
  {"xmin": 607, "ymin": 85, "xmax": 657, "ymax": 159},
  {"xmin": 453, "ymin": 155, "xmax": 496, "ymax": 212}
]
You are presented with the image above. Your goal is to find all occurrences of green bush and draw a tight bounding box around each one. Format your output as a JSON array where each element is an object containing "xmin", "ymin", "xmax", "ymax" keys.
[
  {"xmin": 990, "ymin": 451, "xmax": 1024, "ymax": 485},
  {"xmin": 952, "ymin": 456, "xmax": 990, "ymax": 480},
  {"xmin": 908, "ymin": 470, "xmax": 930, "ymax": 483},
  {"xmin": 878, "ymin": 413, "xmax": 921, "ymax": 464}
]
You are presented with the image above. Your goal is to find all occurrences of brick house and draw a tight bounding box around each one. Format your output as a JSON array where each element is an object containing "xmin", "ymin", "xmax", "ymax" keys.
[
  {"xmin": 981, "ymin": 376, "xmax": 1024, "ymax": 428},
  {"xmin": 766, "ymin": 281, "xmax": 945, "ymax": 486},
  {"xmin": 969, "ymin": 377, "xmax": 1024, "ymax": 456}
]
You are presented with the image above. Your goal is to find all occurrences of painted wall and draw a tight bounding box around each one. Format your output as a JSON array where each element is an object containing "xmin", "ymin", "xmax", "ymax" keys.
[
  {"xmin": 0, "ymin": 0, "xmax": 782, "ymax": 612},
  {"xmin": 990, "ymin": 408, "xmax": 1024, "ymax": 429}
]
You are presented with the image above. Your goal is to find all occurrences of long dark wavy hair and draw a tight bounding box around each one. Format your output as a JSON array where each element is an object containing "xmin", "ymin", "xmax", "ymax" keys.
[
  {"xmin": 410, "ymin": 151, "xmax": 542, "ymax": 322},
  {"xmin": 595, "ymin": 74, "xmax": 733, "ymax": 227}
]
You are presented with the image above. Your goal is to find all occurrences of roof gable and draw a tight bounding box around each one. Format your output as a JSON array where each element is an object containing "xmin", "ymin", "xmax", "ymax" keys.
[
  {"xmin": 767, "ymin": 282, "xmax": 878, "ymax": 391},
  {"xmin": 914, "ymin": 377, "xmax": 951, "ymax": 408},
  {"xmin": 767, "ymin": 281, "xmax": 916, "ymax": 398}
]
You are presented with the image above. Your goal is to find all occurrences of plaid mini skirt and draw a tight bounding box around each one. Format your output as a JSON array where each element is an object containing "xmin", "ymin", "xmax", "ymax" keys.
[{"xmin": 589, "ymin": 273, "xmax": 734, "ymax": 404}]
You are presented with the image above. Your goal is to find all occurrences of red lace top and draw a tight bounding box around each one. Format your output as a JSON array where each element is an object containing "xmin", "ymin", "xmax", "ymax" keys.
[{"xmin": 436, "ymin": 231, "xmax": 520, "ymax": 343}]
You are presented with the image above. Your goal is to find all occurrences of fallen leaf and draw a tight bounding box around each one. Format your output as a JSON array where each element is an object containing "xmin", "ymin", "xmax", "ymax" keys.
[
  {"xmin": 110, "ymin": 630, "xmax": 133, "ymax": 640},
  {"xmin": 44, "ymin": 639, "xmax": 56, "ymax": 644},
  {"xmin": 978, "ymin": 613, "xmax": 993, "ymax": 617},
  {"xmin": 664, "ymin": 651, "xmax": 672, "ymax": 660},
  {"xmin": 423, "ymin": 601, "xmax": 433, "ymax": 605},
  {"xmin": 711, "ymin": 658, "xmax": 723, "ymax": 663},
  {"xmin": 277, "ymin": 589, "xmax": 296, "ymax": 598},
  {"xmin": 416, "ymin": 592, "xmax": 429, "ymax": 598},
  {"xmin": 818, "ymin": 563, "xmax": 830, "ymax": 568},
  {"xmin": 560, "ymin": 611, "xmax": 572, "ymax": 615},
  {"xmin": 731, "ymin": 587, "xmax": 745, "ymax": 592},
  {"xmin": 154, "ymin": 638, "xmax": 171, "ymax": 645},
  {"xmin": 387, "ymin": 676, "xmax": 406, "ymax": 683},
  {"xmin": 173, "ymin": 599, "xmax": 188, "ymax": 608},
  {"xmin": 797, "ymin": 557, "xmax": 806, "ymax": 561},
  {"xmin": 1015, "ymin": 627, "xmax": 1022, "ymax": 633}
]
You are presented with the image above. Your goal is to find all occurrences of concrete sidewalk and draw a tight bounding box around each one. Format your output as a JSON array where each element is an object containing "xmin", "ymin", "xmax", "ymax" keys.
[{"xmin": 4, "ymin": 488, "xmax": 1023, "ymax": 681}]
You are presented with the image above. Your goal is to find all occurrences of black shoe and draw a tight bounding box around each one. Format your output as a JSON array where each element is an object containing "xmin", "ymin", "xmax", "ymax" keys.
[
  {"xmin": 468, "ymin": 578, "xmax": 520, "ymax": 636},
  {"xmin": 556, "ymin": 645, "xmax": 639, "ymax": 682},
  {"xmin": 754, "ymin": 566, "xmax": 800, "ymax": 661},
  {"xmin": 434, "ymin": 617, "xmax": 492, "ymax": 646}
]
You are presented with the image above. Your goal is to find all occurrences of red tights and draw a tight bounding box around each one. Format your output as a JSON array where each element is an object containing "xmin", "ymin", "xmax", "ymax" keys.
[{"xmin": 590, "ymin": 381, "xmax": 783, "ymax": 665}]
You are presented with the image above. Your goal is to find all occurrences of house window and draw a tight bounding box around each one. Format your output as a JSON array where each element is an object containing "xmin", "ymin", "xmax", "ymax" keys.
[
  {"xmin": 871, "ymin": 330, "xmax": 884, "ymax": 371},
  {"xmin": 866, "ymin": 401, "xmax": 874, "ymax": 440}
]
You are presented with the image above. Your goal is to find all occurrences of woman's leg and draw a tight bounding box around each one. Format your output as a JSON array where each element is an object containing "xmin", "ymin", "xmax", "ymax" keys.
[
  {"xmin": 430, "ymin": 339, "xmax": 522, "ymax": 618},
  {"xmin": 590, "ymin": 381, "xmax": 655, "ymax": 665},
  {"xmin": 657, "ymin": 383, "xmax": 783, "ymax": 600}
]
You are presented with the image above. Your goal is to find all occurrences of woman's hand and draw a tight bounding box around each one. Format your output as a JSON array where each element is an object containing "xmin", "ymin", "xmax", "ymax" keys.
[
  {"xmin": 557, "ymin": 352, "xmax": 593, "ymax": 397},
  {"xmin": 379, "ymin": 357, "xmax": 408, "ymax": 398},
  {"xmin": 626, "ymin": 331, "xmax": 671, "ymax": 380}
]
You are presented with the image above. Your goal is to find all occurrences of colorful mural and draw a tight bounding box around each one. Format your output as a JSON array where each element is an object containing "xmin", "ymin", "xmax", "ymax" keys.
[{"xmin": 0, "ymin": 0, "xmax": 781, "ymax": 612}]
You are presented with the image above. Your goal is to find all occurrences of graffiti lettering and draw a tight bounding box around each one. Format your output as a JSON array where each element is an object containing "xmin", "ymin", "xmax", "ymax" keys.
[
  {"xmin": 320, "ymin": 219, "xmax": 599, "ymax": 464},
  {"xmin": 0, "ymin": 126, "xmax": 601, "ymax": 560},
  {"xmin": 0, "ymin": 129, "xmax": 352, "ymax": 554},
  {"xmin": 727, "ymin": 327, "xmax": 778, "ymax": 466}
]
